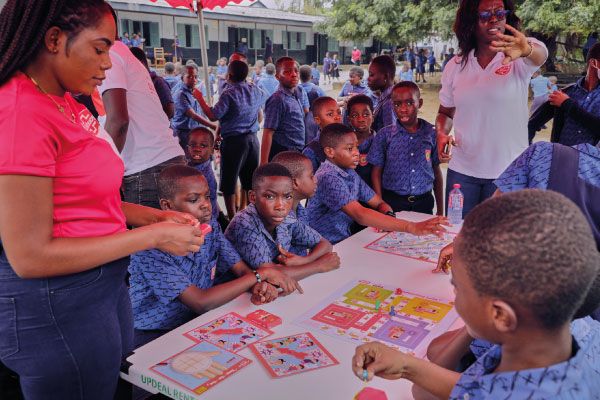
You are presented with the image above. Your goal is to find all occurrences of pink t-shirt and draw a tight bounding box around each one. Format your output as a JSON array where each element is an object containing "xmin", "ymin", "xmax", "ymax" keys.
[
  {"xmin": 352, "ymin": 49, "xmax": 362, "ymax": 62},
  {"xmin": 0, "ymin": 72, "xmax": 126, "ymax": 238}
]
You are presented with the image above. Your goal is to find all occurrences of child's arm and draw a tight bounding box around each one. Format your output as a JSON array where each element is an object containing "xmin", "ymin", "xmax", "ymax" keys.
[
  {"xmin": 121, "ymin": 202, "xmax": 197, "ymax": 227},
  {"xmin": 276, "ymin": 237, "xmax": 332, "ymax": 266},
  {"xmin": 265, "ymin": 250, "xmax": 340, "ymax": 281},
  {"xmin": 343, "ymin": 200, "xmax": 447, "ymax": 236},
  {"xmin": 353, "ymin": 342, "xmax": 460, "ymax": 400},
  {"xmin": 193, "ymin": 88, "xmax": 217, "ymax": 121},
  {"xmin": 178, "ymin": 261, "xmax": 301, "ymax": 313},
  {"xmin": 370, "ymin": 166, "xmax": 384, "ymax": 198},
  {"xmin": 260, "ymin": 128, "xmax": 275, "ymax": 165},
  {"xmin": 184, "ymin": 108, "xmax": 217, "ymax": 130},
  {"xmin": 433, "ymin": 165, "xmax": 444, "ymax": 216}
]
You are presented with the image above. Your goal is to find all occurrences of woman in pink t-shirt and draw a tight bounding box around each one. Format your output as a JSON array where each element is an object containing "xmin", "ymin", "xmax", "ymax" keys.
[
  {"xmin": 0, "ymin": 1, "xmax": 204, "ymax": 398},
  {"xmin": 435, "ymin": 0, "xmax": 547, "ymax": 218}
]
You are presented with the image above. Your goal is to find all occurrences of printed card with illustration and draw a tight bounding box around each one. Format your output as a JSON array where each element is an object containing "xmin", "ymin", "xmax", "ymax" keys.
[
  {"xmin": 365, "ymin": 231, "xmax": 455, "ymax": 264},
  {"xmin": 184, "ymin": 312, "xmax": 273, "ymax": 353},
  {"xmin": 151, "ymin": 341, "xmax": 251, "ymax": 396},
  {"xmin": 249, "ymin": 332, "xmax": 339, "ymax": 378}
]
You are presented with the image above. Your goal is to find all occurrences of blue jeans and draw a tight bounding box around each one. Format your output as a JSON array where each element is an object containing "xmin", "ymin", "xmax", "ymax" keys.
[
  {"xmin": 446, "ymin": 169, "xmax": 497, "ymax": 218},
  {"xmin": 0, "ymin": 255, "xmax": 132, "ymax": 400}
]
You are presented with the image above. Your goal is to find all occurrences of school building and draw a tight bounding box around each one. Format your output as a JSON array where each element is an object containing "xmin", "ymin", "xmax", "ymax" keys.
[{"xmin": 108, "ymin": 0, "xmax": 385, "ymax": 66}]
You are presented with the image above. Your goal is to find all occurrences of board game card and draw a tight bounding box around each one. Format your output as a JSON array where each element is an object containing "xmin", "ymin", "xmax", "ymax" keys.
[
  {"xmin": 354, "ymin": 387, "xmax": 388, "ymax": 400},
  {"xmin": 246, "ymin": 309, "xmax": 282, "ymax": 329},
  {"xmin": 249, "ymin": 332, "xmax": 339, "ymax": 378},
  {"xmin": 365, "ymin": 231, "xmax": 455, "ymax": 264},
  {"xmin": 151, "ymin": 341, "xmax": 251, "ymax": 396},
  {"xmin": 184, "ymin": 312, "xmax": 273, "ymax": 352}
]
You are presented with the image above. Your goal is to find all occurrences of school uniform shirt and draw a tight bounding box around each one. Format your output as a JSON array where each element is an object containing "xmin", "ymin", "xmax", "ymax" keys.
[
  {"xmin": 257, "ymin": 75, "xmax": 279, "ymax": 98},
  {"xmin": 399, "ymin": 70, "xmax": 414, "ymax": 82},
  {"xmin": 450, "ymin": 317, "xmax": 600, "ymax": 399},
  {"xmin": 288, "ymin": 203, "xmax": 312, "ymax": 256},
  {"xmin": 307, "ymin": 160, "xmax": 376, "ymax": 244},
  {"xmin": 149, "ymin": 71, "xmax": 173, "ymax": 111},
  {"xmin": 356, "ymin": 135, "xmax": 375, "ymax": 187},
  {"xmin": 99, "ymin": 41, "xmax": 183, "ymax": 175},
  {"xmin": 529, "ymin": 79, "xmax": 600, "ymax": 146},
  {"xmin": 224, "ymin": 203, "xmax": 321, "ymax": 269},
  {"xmin": 129, "ymin": 219, "xmax": 241, "ymax": 330},
  {"xmin": 300, "ymin": 81, "xmax": 325, "ymax": 105},
  {"xmin": 302, "ymin": 138, "xmax": 325, "ymax": 173},
  {"xmin": 172, "ymin": 85, "xmax": 206, "ymax": 132},
  {"xmin": 368, "ymin": 119, "xmax": 439, "ymax": 196},
  {"xmin": 439, "ymin": 38, "xmax": 547, "ymax": 179},
  {"xmin": 338, "ymin": 81, "xmax": 372, "ymax": 98},
  {"xmin": 211, "ymin": 81, "xmax": 267, "ymax": 137},
  {"xmin": 372, "ymin": 85, "xmax": 395, "ymax": 132},
  {"xmin": 190, "ymin": 159, "xmax": 219, "ymax": 220},
  {"xmin": 163, "ymin": 75, "xmax": 180, "ymax": 91},
  {"xmin": 264, "ymin": 86, "xmax": 307, "ymax": 151},
  {"xmin": 0, "ymin": 72, "xmax": 126, "ymax": 238},
  {"xmin": 530, "ymin": 75, "xmax": 550, "ymax": 98},
  {"xmin": 494, "ymin": 141, "xmax": 600, "ymax": 191},
  {"xmin": 311, "ymin": 67, "xmax": 321, "ymax": 84}
]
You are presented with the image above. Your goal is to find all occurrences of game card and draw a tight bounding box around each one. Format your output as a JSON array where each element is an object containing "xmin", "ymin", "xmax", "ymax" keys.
[
  {"xmin": 365, "ymin": 231, "xmax": 455, "ymax": 264},
  {"xmin": 249, "ymin": 332, "xmax": 339, "ymax": 378},
  {"xmin": 184, "ymin": 312, "xmax": 273, "ymax": 352},
  {"xmin": 151, "ymin": 341, "xmax": 251, "ymax": 395}
]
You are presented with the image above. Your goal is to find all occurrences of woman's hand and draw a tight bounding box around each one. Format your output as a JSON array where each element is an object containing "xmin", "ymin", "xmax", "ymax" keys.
[
  {"xmin": 408, "ymin": 216, "xmax": 449, "ymax": 237},
  {"xmin": 490, "ymin": 24, "xmax": 530, "ymax": 65},
  {"xmin": 152, "ymin": 222, "xmax": 205, "ymax": 256}
]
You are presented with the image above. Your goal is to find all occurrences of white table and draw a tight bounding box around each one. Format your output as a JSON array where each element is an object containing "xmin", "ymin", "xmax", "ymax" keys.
[{"xmin": 121, "ymin": 212, "xmax": 462, "ymax": 400}]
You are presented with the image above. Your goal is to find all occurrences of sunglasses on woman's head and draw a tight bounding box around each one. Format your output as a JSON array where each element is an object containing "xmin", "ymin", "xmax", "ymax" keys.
[{"xmin": 478, "ymin": 9, "xmax": 510, "ymax": 22}]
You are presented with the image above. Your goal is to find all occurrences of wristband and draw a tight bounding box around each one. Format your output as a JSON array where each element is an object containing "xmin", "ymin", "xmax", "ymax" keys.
[
  {"xmin": 386, "ymin": 211, "xmax": 396, "ymax": 218},
  {"xmin": 523, "ymin": 40, "xmax": 534, "ymax": 58},
  {"xmin": 253, "ymin": 270, "xmax": 262, "ymax": 283}
]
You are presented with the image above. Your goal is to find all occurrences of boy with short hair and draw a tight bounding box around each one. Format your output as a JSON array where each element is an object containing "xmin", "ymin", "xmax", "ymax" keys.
[
  {"xmin": 172, "ymin": 65, "xmax": 217, "ymax": 149},
  {"xmin": 368, "ymin": 82, "xmax": 443, "ymax": 215},
  {"xmin": 337, "ymin": 66, "xmax": 372, "ymax": 105},
  {"xmin": 307, "ymin": 123, "xmax": 447, "ymax": 244},
  {"xmin": 271, "ymin": 151, "xmax": 316, "ymax": 225},
  {"xmin": 128, "ymin": 165, "xmax": 300, "ymax": 347},
  {"xmin": 257, "ymin": 63, "xmax": 279, "ymax": 98},
  {"xmin": 163, "ymin": 61, "xmax": 179, "ymax": 90},
  {"xmin": 353, "ymin": 190, "xmax": 600, "ymax": 399},
  {"xmin": 225, "ymin": 163, "xmax": 340, "ymax": 280},
  {"xmin": 299, "ymin": 64, "xmax": 325, "ymax": 107},
  {"xmin": 310, "ymin": 62, "xmax": 320, "ymax": 86},
  {"xmin": 303, "ymin": 96, "xmax": 343, "ymax": 172},
  {"xmin": 346, "ymin": 94, "xmax": 376, "ymax": 187},
  {"xmin": 194, "ymin": 60, "xmax": 267, "ymax": 220},
  {"xmin": 261, "ymin": 57, "xmax": 307, "ymax": 163}
]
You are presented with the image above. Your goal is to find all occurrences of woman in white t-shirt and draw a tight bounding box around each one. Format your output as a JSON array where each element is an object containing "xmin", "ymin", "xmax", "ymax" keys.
[{"xmin": 436, "ymin": 0, "xmax": 547, "ymax": 217}]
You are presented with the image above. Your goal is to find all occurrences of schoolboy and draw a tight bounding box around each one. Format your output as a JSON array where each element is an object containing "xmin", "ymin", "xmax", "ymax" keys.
[
  {"xmin": 225, "ymin": 163, "xmax": 340, "ymax": 280},
  {"xmin": 163, "ymin": 61, "xmax": 179, "ymax": 90},
  {"xmin": 337, "ymin": 66, "xmax": 372, "ymax": 105},
  {"xmin": 346, "ymin": 94, "xmax": 376, "ymax": 187},
  {"xmin": 368, "ymin": 82, "xmax": 443, "ymax": 215},
  {"xmin": 302, "ymin": 96, "xmax": 343, "ymax": 172},
  {"xmin": 310, "ymin": 62, "xmax": 320, "ymax": 86},
  {"xmin": 257, "ymin": 63, "xmax": 279, "ymax": 98},
  {"xmin": 194, "ymin": 60, "xmax": 267, "ymax": 220},
  {"xmin": 299, "ymin": 64, "xmax": 325, "ymax": 107},
  {"xmin": 261, "ymin": 57, "xmax": 307, "ymax": 163},
  {"xmin": 353, "ymin": 190, "xmax": 600, "ymax": 399},
  {"xmin": 271, "ymin": 151, "xmax": 316, "ymax": 225},
  {"xmin": 187, "ymin": 127, "xmax": 232, "ymax": 231},
  {"xmin": 172, "ymin": 65, "xmax": 216, "ymax": 149},
  {"xmin": 128, "ymin": 165, "xmax": 300, "ymax": 347},
  {"xmin": 306, "ymin": 123, "xmax": 447, "ymax": 244}
]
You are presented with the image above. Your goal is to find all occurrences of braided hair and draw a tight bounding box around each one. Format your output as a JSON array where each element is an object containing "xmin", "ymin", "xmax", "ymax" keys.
[{"xmin": 0, "ymin": 0, "xmax": 112, "ymax": 85}]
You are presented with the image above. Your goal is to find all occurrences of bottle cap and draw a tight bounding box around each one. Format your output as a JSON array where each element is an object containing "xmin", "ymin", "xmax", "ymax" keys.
[{"xmin": 453, "ymin": 183, "xmax": 461, "ymax": 189}]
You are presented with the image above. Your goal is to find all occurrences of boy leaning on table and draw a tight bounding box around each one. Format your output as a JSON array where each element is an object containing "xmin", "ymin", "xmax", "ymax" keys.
[
  {"xmin": 128, "ymin": 165, "xmax": 300, "ymax": 349},
  {"xmin": 306, "ymin": 123, "xmax": 448, "ymax": 244},
  {"xmin": 353, "ymin": 190, "xmax": 600, "ymax": 399}
]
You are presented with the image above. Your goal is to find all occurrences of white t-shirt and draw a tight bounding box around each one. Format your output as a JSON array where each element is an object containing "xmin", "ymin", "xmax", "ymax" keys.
[
  {"xmin": 99, "ymin": 41, "xmax": 183, "ymax": 175},
  {"xmin": 439, "ymin": 38, "xmax": 547, "ymax": 179}
]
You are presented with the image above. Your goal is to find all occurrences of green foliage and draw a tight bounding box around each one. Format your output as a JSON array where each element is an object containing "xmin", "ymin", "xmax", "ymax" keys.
[{"xmin": 324, "ymin": 0, "xmax": 599, "ymax": 45}]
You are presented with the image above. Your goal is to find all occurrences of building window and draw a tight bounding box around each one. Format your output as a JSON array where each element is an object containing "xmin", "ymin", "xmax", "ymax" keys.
[
  {"xmin": 121, "ymin": 19, "xmax": 159, "ymax": 47},
  {"xmin": 282, "ymin": 31, "xmax": 306, "ymax": 50},
  {"xmin": 176, "ymin": 23, "xmax": 209, "ymax": 49},
  {"xmin": 250, "ymin": 29, "xmax": 273, "ymax": 49},
  {"xmin": 327, "ymin": 37, "xmax": 339, "ymax": 52}
]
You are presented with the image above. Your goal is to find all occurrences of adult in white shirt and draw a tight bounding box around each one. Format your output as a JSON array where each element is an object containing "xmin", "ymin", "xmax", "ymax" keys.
[
  {"xmin": 100, "ymin": 39, "xmax": 185, "ymax": 209},
  {"xmin": 436, "ymin": 0, "xmax": 547, "ymax": 217}
]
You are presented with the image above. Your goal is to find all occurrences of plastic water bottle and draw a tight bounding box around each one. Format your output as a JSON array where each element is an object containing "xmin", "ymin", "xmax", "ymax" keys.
[{"xmin": 448, "ymin": 184, "xmax": 464, "ymax": 225}]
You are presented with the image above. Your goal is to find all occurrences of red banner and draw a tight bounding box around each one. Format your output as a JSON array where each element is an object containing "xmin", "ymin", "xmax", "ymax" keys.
[{"xmin": 148, "ymin": 0, "xmax": 250, "ymax": 10}]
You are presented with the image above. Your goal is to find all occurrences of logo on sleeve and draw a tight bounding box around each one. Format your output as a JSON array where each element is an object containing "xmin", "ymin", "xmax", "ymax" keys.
[
  {"xmin": 494, "ymin": 64, "xmax": 512, "ymax": 76},
  {"xmin": 359, "ymin": 154, "xmax": 368, "ymax": 167},
  {"xmin": 425, "ymin": 149, "xmax": 431, "ymax": 162}
]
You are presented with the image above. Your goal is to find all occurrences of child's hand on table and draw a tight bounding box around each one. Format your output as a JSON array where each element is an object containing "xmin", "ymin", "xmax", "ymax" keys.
[
  {"xmin": 277, "ymin": 245, "xmax": 309, "ymax": 266},
  {"xmin": 352, "ymin": 342, "xmax": 411, "ymax": 382},
  {"xmin": 316, "ymin": 252, "xmax": 341, "ymax": 273},
  {"xmin": 258, "ymin": 266, "xmax": 304, "ymax": 296},
  {"xmin": 250, "ymin": 282, "xmax": 278, "ymax": 304},
  {"xmin": 433, "ymin": 242, "xmax": 454, "ymax": 274},
  {"xmin": 408, "ymin": 216, "xmax": 449, "ymax": 237}
]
